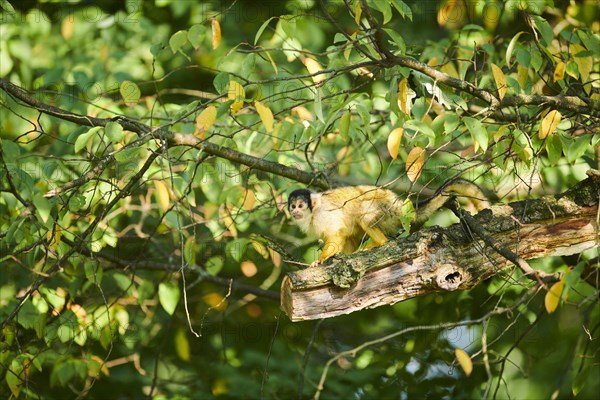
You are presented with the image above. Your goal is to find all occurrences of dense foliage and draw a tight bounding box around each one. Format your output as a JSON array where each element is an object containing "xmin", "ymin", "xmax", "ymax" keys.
[{"xmin": 0, "ymin": 0, "xmax": 598, "ymax": 398}]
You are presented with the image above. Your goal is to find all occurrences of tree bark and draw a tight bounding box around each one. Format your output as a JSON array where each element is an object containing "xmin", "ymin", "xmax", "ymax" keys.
[{"xmin": 281, "ymin": 172, "xmax": 600, "ymax": 321}]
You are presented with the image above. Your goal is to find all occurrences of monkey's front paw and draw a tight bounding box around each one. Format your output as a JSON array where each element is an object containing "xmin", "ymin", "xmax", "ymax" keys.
[{"xmin": 309, "ymin": 260, "xmax": 323, "ymax": 268}]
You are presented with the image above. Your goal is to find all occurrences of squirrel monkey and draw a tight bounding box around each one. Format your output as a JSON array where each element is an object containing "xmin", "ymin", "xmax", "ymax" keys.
[{"xmin": 287, "ymin": 180, "xmax": 489, "ymax": 266}]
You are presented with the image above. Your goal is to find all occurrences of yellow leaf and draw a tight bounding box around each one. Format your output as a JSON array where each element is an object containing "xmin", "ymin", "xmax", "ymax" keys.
[
  {"xmin": 174, "ymin": 328, "xmax": 190, "ymax": 362},
  {"xmin": 228, "ymin": 80, "xmax": 245, "ymax": 113},
  {"xmin": 545, "ymin": 280, "xmax": 565, "ymax": 314},
  {"xmin": 240, "ymin": 260, "xmax": 258, "ymax": 277},
  {"xmin": 303, "ymin": 57, "xmax": 326, "ymax": 85},
  {"xmin": 211, "ymin": 18, "xmax": 221, "ymax": 49},
  {"xmin": 154, "ymin": 180, "xmax": 171, "ymax": 213},
  {"xmin": 539, "ymin": 109, "xmax": 561, "ymax": 139},
  {"xmin": 571, "ymin": 44, "xmax": 592, "ymax": 94},
  {"xmin": 397, "ymin": 78, "xmax": 409, "ymax": 114},
  {"xmin": 455, "ymin": 348, "xmax": 473, "ymax": 377},
  {"xmin": 339, "ymin": 112, "xmax": 351, "ymax": 140},
  {"xmin": 219, "ymin": 205, "xmax": 238, "ymax": 238},
  {"xmin": 354, "ymin": 2, "xmax": 362, "ymax": 25},
  {"xmin": 255, "ymin": 101, "xmax": 274, "ymax": 133},
  {"xmin": 440, "ymin": 62, "xmax": 459, "ymax": 79},
  {"xmin": 517, "ymin": 65, "xmax": 529, "ymax": 90},
  {"xmin": 387, "ymin": 127, "xmax": 404, "ymax": 160},
  {"xmin": 47, "ymin": 225, "xmax": 62, "ymax": 251},
  {"xmin": 553, "ymin": 61, "xmax": 566, "ymax": 82},
  {"xmin": 243, "ymin": 189, "xmax": 256, "ymax": 211},
  {"xmin": 61, "ymin": 17, "xmax": 74, "ymax": 40},
  {"xmin": 250, "ymin": 239, "xmax": 269, "ymax": 259},
  {"xmin": 269, "ymin": 248, "xmax": 282, "ymax": 268},
  {"xmin": 195, "ymin": 106, "xmax": 217, "ymax": 138},
  {"xmin": 491, "ymin": 63, "xmax": 507, "ymax": 100},
  {"xmin": 204, "ymin": 292, "xmax": 227, "ymax": 311},
  {"xmin": 406, "ymin": 146, "xmax": 425, "ymax": 183}
]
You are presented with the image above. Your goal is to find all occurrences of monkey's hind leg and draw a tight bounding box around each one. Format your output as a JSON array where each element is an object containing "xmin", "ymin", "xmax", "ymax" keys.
[{"xmin": 358, "ymin": 220, "xmax": 389, "ymax": 249}]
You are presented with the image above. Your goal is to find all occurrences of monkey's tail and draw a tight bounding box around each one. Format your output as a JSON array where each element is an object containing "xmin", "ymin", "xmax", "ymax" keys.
[{"xmin": 412, "ymin": 178, "xmax": 490, "ymax": 231}]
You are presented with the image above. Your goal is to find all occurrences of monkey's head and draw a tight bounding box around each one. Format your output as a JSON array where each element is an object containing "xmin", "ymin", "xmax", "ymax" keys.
[{"xmin": 288, "ymin": 189, "xmax": 313, "ymax": 230}]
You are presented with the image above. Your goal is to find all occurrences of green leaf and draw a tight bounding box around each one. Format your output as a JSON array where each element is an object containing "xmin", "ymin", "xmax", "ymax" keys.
[
  {"xmin": 105, "ymin": 121, "xmax": 124, "ymax": 142},
  {"xmin": 188, "ymin": 24, "xmax": 204, "ymax": 49},
  {"xmin": 400, "ymin": 198, "xmax": 415, "ymax": 233},
  {"xmin": 383, "ymin": 29, "xmax": 406, "ymax": 53},
  {"xmin": 213, "ymin": 71, "xmax": 230, "ymax": 94},
  {"xmin": 506, "ymin": 31, "xmax": 525, "ymax": 67},
  {"xmin": 545, "ymin": 134, "xmax": 562, "ymax": 166},
  {"xmin": 0, "ymin": 0, "xmax": 16, "ymax": 14},
  {"xmin": 391, "ymin": 0, "xmax": 412, "ymax": 20},
  {"xmin": 74, "ymin": 126, "xmax": 101, "ymax": 153},
  {"xmin": 405, "ymin": 119, "xmax": 435, "ymax": 137},
  {"xmin": 169, "ymin": 30, "xmax": 188, "ymax": 53},
  {"xmin": 339, "ymin": 112, "xmax": 351, "ymax": 140},
  {"xmin": 530, "ymin": 16, "xmax": 553, "ymax": 46},
  {"xmin": 158, "ymin": 282, "xmax": 180, "ymax": 315},
  {"xmin": 511, "ymin": 129, "xmax": 533, "ymax": 164},
  {"xmin": 114, "ymin": 146, "xmax": 141, "ymax": 163},
  {"xmin": 572, "ymin": 364, "xmax": 590, "ymax": 396},
  {"xmin": 6, "ymin": 364, "xmax": 22, "ymax": 397},
  {"xmin": 206, "ymin": 256, "xmax": 224, "ymax": 276},
  {"xmin": 184, "ymin": 236, "xmax": 197, "ymax": 266},
  {"xmin": 32, "ymin": 194, "xmax": 52, "ymax": 223},
  {"xmin": 0, "ymin": 43, "xmax": 13, "ymax": 77},
  {"xmin": 16, "ymin": 300, "xmax": 41, "ymax": 331},
  {"xmin": 120, "ymin": 80, "xmax": 141, "ymax": 106},
  {"xmin": 463, "ymin": 117, "xmax": 488, "ymax": 152},
  {"xmin": 174, "ymin": 328, "xmax": 191, "ymax": 361},
  {"xmin": 369, "ymin": 0, "xmax": 393, "ymax": 24},
  {"xmin": 137, "ymin": 280, "xmax": 155, "ymax": 305},
  {"xmin": 562, "ymin": 135, "xmax": 590, "ymax": 163},
  {"xmin": 254, "ymin": 16, "xmax": 276, "ymax": 44}
]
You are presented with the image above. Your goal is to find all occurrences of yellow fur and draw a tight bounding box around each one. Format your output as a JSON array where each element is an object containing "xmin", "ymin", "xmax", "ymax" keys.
[{"xmin": 288, "ymin": 180, "xmax": 489, "ymax": 265}]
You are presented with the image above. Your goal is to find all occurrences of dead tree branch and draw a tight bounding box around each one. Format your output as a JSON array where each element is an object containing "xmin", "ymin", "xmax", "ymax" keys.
[{"xmin": 281, "ymin": 171, "xmax": 600, "ymax": 321}]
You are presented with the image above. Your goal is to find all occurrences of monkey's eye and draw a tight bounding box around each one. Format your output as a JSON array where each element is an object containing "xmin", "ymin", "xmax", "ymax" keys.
[{"xmin": 297, "ymin": 203, "xmax": 303, "ymax": 209}]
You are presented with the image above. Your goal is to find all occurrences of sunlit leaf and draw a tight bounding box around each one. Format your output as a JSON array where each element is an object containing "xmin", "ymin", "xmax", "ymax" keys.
[
  {"xmin": 241, "ymin": 260, "xmax": 258, "ymax": 278},
  {"xmin": 255, "ymin": 101, "xmax": 274, "ymax": 132},
  {"xmin": 254, "ymin": 16, "xmax": 276, "ymax": 44},
  {"xmin": 406, "ymin": 146, "xmax": 425, "ymax": 183},
  {"xmin": 188, "ymin": 24, "xmax": 204, "ymax": 49},
  {"xmin": 174, "ymin": 328, "xmax": 190, "ymax": 362},
  {"xmin": 153, "ymin": 180, "xmax": 171, "ymax": 213},
  {"xmin": 387, "ymin": 127, "xmax": 404, "ymax": 160},
  {"xmin": 464, "ymin": 117, "xmax": 488, "ymax": 152},
  {"xmin": 302, "ymin": 57, "xmax": 325, "ymax": 84},
  {"xmin": 544, "ymin": 280, "xmax": 564, "ymax": 314},
  {"xmin": 211, "ymin": 18, "xmax": 221, "ymax": 49},
  {"xmin": 455, "ymin": 348, "xmax": 473, "ymax": 377},
  {"xmin": 119, "ymin": 80, "xmax": 141, "ymax": 107},
  {"xmin": 184, "ymin": 236, "xmax": 197, "ymax": 266},
  {"xmin": 400, "ymin": 198, "xmax": 415, "ymax": 232},
  {"xmin": 158, "ymin": 282, "xmax": 180, "ymax": 315},
  {"xmin": 228, "ymin": 80, "xmax": 245, "ymax": 113},
  {"xmin": 339, "ymin": 112, "xmax": 351, "ymax": 140},
  {"xmin": 553, "ymin": 61, "xmax": 566, "ymax": 82},
  {"xmin": 546, "ymin": 134, "xmax": 562, "ymax": 165},
  {"xmin": 195, "ymin": 106, "xmax": 217, "ymax": 137},
  {"xmin": 74, "ymin": 126, "xmax": 101, "ymax": 153},
  {"xmin": 169, "ymin": 30, "xmax": 188, "ymax": 53},
  {"xmin": 506, "ymin": 31, "xmax": 525, "ymax": 67},
  {"xmin": 491, "ymin": 63, "xmax": 507, "ymax": 100},
  {"xmin": 539, "ymin": 109, "xmax": 561, "ymax": 139}
]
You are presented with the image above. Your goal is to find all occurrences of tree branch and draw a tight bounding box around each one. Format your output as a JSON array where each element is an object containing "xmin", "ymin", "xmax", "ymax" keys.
[
  {"xmin": 0, "ymin": 79, "xmax": 330, "ymax": 191},
  {"xmin": 281, "ymin": 171, "xmax": 600, "ymax": 321}
]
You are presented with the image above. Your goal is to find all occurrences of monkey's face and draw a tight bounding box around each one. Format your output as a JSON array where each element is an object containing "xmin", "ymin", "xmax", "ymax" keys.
[{"xmin": 288, "ymin": 196, "xmax": 311, "ymax": 221}]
